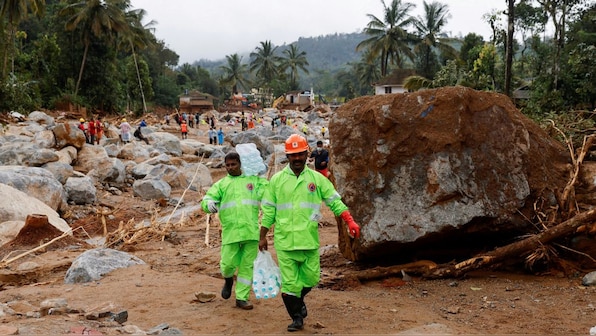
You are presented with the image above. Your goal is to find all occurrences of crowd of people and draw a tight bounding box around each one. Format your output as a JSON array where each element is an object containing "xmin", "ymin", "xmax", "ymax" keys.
[
  {"xmin": 201, "ymin": 133, "xmax": 358, "ymax": 333},
  {"xmin": 78, "ymin": 117, "xmax": 104, "ymax": 145}
]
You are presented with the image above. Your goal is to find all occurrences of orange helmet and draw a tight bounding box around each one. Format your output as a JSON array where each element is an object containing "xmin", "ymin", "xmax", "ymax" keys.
[{"xmin": 285, "ymin": 134, "xmax": 309, "ymax": 154}]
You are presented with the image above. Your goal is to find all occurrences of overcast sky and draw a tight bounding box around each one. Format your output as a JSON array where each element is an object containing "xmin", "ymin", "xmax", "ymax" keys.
[{"xmin": 129, "ymin": 0, "xmax": 503, "ymax": 64}]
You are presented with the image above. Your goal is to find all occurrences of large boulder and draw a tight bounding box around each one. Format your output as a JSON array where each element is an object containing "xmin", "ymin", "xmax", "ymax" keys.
[
  {"xmin": 0, "ymin": 166, "xmax": 67, "ymax": 211},
  {"xmin": 330, "ymin": 87, "xmax": 569, "ymax": 261},
  {"xmin": 0, "ymin": 183, "xmax": 70, "ymax": 246},
  {"xmin": 53, "ymin": 123, "xmax": 86, "ymax": 149}
]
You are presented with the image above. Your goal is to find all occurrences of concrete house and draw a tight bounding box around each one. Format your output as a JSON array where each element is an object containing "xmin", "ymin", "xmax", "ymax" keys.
[
  {"xmin": 179, "ymin": 91, "xmax": 215, "ymax": 114},
  {"xmin": 373, "ymin": 69, "xmax": 417, "ymax": 95},
  {"xmin": 275, "ymin": 90, "xmax": 314, "ymax": 111}
]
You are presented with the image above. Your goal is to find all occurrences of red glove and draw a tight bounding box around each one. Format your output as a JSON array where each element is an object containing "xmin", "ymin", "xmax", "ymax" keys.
[{"xmin": 340, "ymin": 211, "xmax": 360, "ymax": 238}]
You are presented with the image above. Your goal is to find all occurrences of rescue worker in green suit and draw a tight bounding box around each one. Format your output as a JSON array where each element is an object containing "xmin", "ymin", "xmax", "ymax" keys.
[
  {"xmin": 259, "ymin": 134, "xmax": 361, "ymax": 331},
  {"xmin": 202, "ymin": 152, "xmax": 268, "ymax": 310}
]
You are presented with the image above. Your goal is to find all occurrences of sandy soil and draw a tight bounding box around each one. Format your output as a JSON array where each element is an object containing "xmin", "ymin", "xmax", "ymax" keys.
[{"xmin": 0, "ymin": 117, "xmax": 595, "ymax": 335}]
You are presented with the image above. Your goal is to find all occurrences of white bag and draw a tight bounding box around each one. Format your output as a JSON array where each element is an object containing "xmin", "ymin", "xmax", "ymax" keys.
[{"xmin": 252, "ymin": 250, "xmax": 282, "ymax": 299}]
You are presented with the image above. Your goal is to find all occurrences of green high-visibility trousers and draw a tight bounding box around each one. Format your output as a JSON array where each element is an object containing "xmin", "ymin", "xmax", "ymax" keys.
[{"xmin": 220, "ymin": 240, "xmax": 258, "ymax": 301}]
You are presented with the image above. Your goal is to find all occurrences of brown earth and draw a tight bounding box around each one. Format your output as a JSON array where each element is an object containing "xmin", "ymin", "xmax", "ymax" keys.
[{"xmin": 0, "ymin": 113, "xmax": 595, "ymax": 335}]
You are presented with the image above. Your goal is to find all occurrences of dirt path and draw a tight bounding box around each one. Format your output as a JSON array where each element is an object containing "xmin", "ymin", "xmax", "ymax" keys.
[
  {"xmin": 0, "ymin": 117, "xmax": 595, "ymax": 335},
  {"xmin": 1, "ymin": 201, "xmax": 594, "ymax": 335}
]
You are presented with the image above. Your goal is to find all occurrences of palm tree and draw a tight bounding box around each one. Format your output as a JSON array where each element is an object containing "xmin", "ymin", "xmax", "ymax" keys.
[
  {"xmin": 356, "ymin": 0, "xmax": 417, "ymax": 77},
  {"xmin": 59, "ymin": 0, "xmax": 129, "ymax": 97},
  {"xmin": 0, "ymin": 0, "xmax": 45, "ymax": 77},
  {"xmin": 281, "ymin": 44, "xmax": 309, "ymax": 89},
  {"xmin": 121, "ymin": 6, "xmax": 156, "ymax": 113},
  {"xmin": 249, "ymin": 40, "xmax": 282, "ymax": 86},
  {"xmin": 220, "ymin": 53, "xmax": 250, "ymax": 95},
  {"xmin": 354, "ymin": 50, "xmax": 381, "ymax": 93},
  {"xmin": 413, "ymin": 0, "xmax": 457, "ymax": 79}
]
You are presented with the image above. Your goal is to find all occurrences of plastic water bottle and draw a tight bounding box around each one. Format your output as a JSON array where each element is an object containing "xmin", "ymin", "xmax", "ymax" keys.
[
  {"xmin": 268, "ymin": 276, "xmax": 279, "ymax": 298},
  {"xmin": 236, "ymin": 143, "xmax": 266, "ymax": 176},
  {"xmin": 253, "ymin": 269, "xmax": 265, "ymax": 299}
]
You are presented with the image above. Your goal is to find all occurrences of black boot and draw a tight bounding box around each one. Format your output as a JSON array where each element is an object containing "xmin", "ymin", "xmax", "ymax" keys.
[
  {"xmin": 282, "ymin": 294, "xmax": 304, "ymax": 332},
  {"xmin": 221, "ymin": 277, "xmax": 233, "ymax": 299},
  {"xmin": 300, "ymin": 287, "xmax": 312, "ymax": 318}
]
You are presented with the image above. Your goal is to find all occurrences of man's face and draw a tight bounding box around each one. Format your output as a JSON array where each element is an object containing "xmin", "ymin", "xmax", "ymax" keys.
[
  {"xmin": 225, "ymin": 159, "xmax": 242, "ymax": 176},
  {"xmin": 287, "ymin": 151, "xmax": 308, "ymax": 173}
]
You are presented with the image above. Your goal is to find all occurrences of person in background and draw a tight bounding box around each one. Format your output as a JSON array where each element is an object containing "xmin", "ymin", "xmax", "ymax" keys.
[
  {"xmin": 301, "ymin": 123, "xmax": 309, "ymax": 136},
  {"xmin": 165, "ymin": 114, "xmax": 170, "ymax": 125},
  {"xmin": 134, "ymin": 125, "xmax": 150, "ymax": 145},
  {"xmin": 259, "ymin": 134, "xmax": 361, "ymax": 332},
  {"xmin": 211, "ymin": 127, "xmax": 218, "ymax": 144},
  {"xmin": 217, "ymin": 127, "xmax": 224, "ymax": 145},
  {"xmin": 201, "ymin": 152, "xmax": 268, "ymax": 310},
  {"xmin": 180, "ymin": 120, "xmax": 188, "ymax": 139},
  {"xmin": 321, "ymin": 126, "xmax": 327, "ymax": 138},
  {"xmin": 78, "ymin": 118, "xmax": 89, "ymax": 144},
  {"xmin": 120, "ymin": 118, "xmax": 131, "ymax": 143},
  {"xmin": 87, "ymin": 117, "xmax": 97, "ymax": 145},
  {"xmin": 95, "ymin": 117, "xmax": 104, "ymax": 145},
  {"xmin": 140, "ymin": 119, "xmax": 147, "ymax": 127},
  {"xmin": 309, "ymin": 140, "xmax": 330, "ymax": 178}
]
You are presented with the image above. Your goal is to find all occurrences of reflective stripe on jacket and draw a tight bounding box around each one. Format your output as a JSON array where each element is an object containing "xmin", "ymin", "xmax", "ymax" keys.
[
  {"xmin": 201, "ymin": 174, "xmax": 268, "ymax": 245},
  {"xmin": 261, "ymin": 165, "xmax": 348, "ymax": 251}
]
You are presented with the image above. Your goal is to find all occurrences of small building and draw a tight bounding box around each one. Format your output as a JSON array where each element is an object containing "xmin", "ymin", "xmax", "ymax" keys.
[
  {"xmin": 179, "ymin": 91, "xmax": 215, "ymax": 114},
  {"xmin": 373, "ymin": 69, "xmax": 417, "ymax": 95},
  {"xmin": 279, "ymin": 90, "xmax": 314, "ymax": 111}
]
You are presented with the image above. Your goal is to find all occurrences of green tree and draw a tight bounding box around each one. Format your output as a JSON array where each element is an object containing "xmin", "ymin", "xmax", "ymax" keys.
[
  {"xmin": 59, "ymin": 0, "xmax": 129, "ymax": 97},
  {"xmin": 30, "ymin": 33, "xmax": 61, "ymax": 104},
  {"xmin": 513, "ymin": 0, "xmax": 547, "ymax": 77},
  {"xmin": 504, "ymin": 0, "xmax": 516, "ymax": 96},
  {"xmin": 220, "ymin": 53, "xmax": 250, "ymax": 94},
  {"xmin": 250, "ymin": 40, "xmax": 282, "ymax": 86},
  {"xmin": 472, "ymin": 43, "xmax": 499, "ymax": 90},
  {"xmin": 567, "ymin": 43, "xmax": 596, "ymax": 108},
  {"xmin": 357, "ymin": 0, "xmax": 417, "ymax": 77},
  {"xmin": 459, "ymin": 33, "xmax": 484, "ymax": 71},
  {"xmin": 0, "ymin": 0, "xmax": 45, "ymax": 77},
  {"xmin": 354, "ymin": 50, "xmax": 381, "ymax": 95},
  {"xmin": 120, "ymin": 6, "xmax": 156, "ymax": 114},
  {"xmin": 126, "ymin": 56, "xmax": 152, "ymax": 115},
  {"xmin": 281, "ymin": 44, "xmax": 309, "ymax": 90},
  {"xmin": 412, "ymin": 0, "xmax": 457, "ymax": 79}
]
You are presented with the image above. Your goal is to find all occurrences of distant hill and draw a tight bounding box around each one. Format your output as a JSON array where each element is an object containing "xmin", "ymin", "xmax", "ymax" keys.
[{"xmin": 196, "ymin": 32, "xmax": 367, "ymax": 89}]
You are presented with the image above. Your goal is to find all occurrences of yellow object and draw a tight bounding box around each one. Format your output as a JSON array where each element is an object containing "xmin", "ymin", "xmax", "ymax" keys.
[
  {"xmin": 121, "ymin": 118, "xmax": 126, "ymax": 122},
  {"xmin": 79, "ymin": 118, "xmax": 85, "ymax": 122},
  {"xmin": 272, "ymin": 95, "xmax": 285, "ymax": 109},
  {"xmin": 285, "ymin": 134, "xmax": 309, "ymax": 154}
]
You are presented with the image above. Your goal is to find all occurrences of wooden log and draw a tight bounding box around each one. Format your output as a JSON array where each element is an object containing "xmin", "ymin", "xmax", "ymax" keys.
[
  {"xmin": 426, "ymin": 208, "xmax": 596, "ymax": 278},
  {"xmin": 349, "ymin": 260, "xmax": 438, "ymax": 282}
]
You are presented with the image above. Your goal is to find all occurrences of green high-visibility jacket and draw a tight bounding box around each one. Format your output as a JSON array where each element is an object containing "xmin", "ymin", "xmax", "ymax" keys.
[
  {"xmin": 202, "ymin": 174, "xmax": 268, "ymax": 245},
  {"xmin": 261, "ymin": 165, "xmax": 348, "ymax": 251}
]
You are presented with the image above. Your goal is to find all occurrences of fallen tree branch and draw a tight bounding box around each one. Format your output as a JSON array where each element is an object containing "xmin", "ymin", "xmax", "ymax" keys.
[
  {"xmin": 347, "ymin": 260, "xmax": 438, "ymax": 282},
  {"xmin": 425, "ymin": 208, "xmax": 596, "ymax": 279}
]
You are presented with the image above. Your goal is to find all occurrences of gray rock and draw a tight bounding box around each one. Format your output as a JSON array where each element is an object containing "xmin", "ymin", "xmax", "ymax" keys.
[
  {"xmin": 133, "ymin": 179, "xmax": 171, "ymax": 200},
  {"xmin": 64, "ymin": 248, "xmax": 145, "ymax": 284},
  {"xmin": 65, "ymin": 176, "xmax": 97, "ymax": 205},
  {"xmin": 582, "ymin": 271, "xmax": 596, "ymax": 286},
  {"xmin": 0, "ymin": 166, "xmax": 66, "ymax": 211}
]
